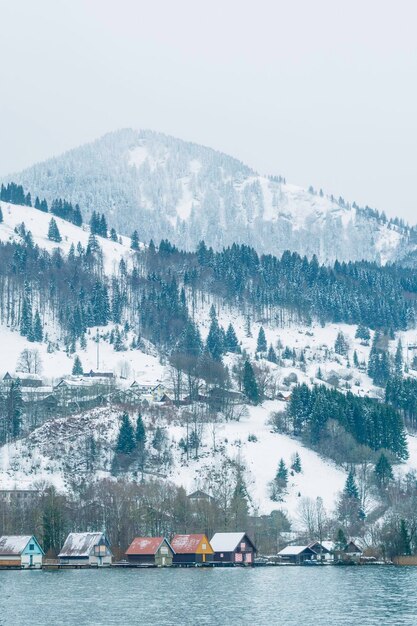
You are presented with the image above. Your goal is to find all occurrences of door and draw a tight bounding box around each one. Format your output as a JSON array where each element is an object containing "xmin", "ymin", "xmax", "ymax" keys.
[
  {"xmin": 29, "ymin": 555, "xmax": 33, "ymax": 567},
  {"xmin": 162, "ymin": 557, "xmax": 166, "ymax": 566}
]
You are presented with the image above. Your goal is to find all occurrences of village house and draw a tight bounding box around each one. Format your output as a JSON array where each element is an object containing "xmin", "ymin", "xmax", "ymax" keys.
[
  {"xmin": 171, "ymin": 534, "xmax": 214, "ymax": 565},
  {"xmin": 0, "ymin": 535, "xmax": 44, "ymax": 569},
  {"xmin": 108, "ymin": 387, "xmax": 142, "ymax": 406},
  {"xmin": 0, "ymin": 489, "xmax": 40, "ymax": 505},
  {"xmin": 210, "ymin": 532, "xmax": 256, "ymax": 565},
  {"xmin": 308, "ymin": 541, "xmax": 334, "ymax": 561},
  {"xmin": 58, "ymin": 532, "xmax": 112, "ymax": 567},
  {"xmin": 187, "ymin": 490, "xmax": 216, "ymax": 505},
  {"xmin": 334, "ymin": 539, "xmax": 364, "ymax": 563},
  {"xmin": 53, "ymin": 378, "xmax": 110, "ymax": 409},
  {"xmin": 125, "ymin": 537, "xmax": 174, "ymax": 567},
  {"xmin": 277, "ymin": 545, "xmax": 318, "ymax": 564}
]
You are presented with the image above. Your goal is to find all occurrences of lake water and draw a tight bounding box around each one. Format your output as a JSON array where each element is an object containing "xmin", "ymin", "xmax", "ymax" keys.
[{"xmin": 0, "ymin": 566, "xmax": 416, "ymax": 625}]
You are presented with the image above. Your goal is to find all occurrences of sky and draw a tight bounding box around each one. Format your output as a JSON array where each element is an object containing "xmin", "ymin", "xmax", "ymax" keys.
[{"xmin": 1, "ymin": 0, "xmax": 416, "ymax": 221}]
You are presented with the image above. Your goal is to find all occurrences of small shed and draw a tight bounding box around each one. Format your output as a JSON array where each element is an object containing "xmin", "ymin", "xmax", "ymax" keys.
[
  {"xmin": 278, "ymin": 545, "xmax": 317, "ymax": 564},
  {"xmin": 210, "ymin": 532, "xmax": 256, "ymax": 565},
  {"xmin": 0, "ymin": 535, "xmax": 44, "ymax": 569},
  {"xmin": 58, "ymin": 532, "xmax": 112, "ymax": 567},
  {"xmin": 171, "ymin": 534, "xmax": 213, "ymax": 564},
  {"xmin": 125, "ymin": 537, "xmax": 174, "ymax": 566}
]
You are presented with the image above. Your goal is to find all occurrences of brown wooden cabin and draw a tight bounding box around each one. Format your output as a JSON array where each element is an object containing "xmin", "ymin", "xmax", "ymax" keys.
[
  {"xmin": 171, "ymin": 534, "xmax": 213, "ymax": 564},
  {"xmin": 210, "ymin": 532, "xmax": 256, "ymax": 565},
  {"xmin": 125, "ymin": 537, "xmax": 174, "ymax": 567}
]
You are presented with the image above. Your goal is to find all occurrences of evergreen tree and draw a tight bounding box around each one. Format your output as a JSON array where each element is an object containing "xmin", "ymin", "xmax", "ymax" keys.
[
  {"xmin": 225, "ymin": 323, "xmax": 240, "ymax": 353},
  {"xmin": 335, "ymin": 528, "xmax": 347, "ymax": 549},
  {"xmin": 243, "ymin": 361, "xmax": 259, "ymax": 404},
  {"xmin": 7, "ymin": 379, "xmax": 23, "ymax": 440},
  {"xmin": 48, "ymin": 218, "xmax": 62, "ymax": 242},
  {"xmin": 368, "ymin": 331, "xmax": 391, "ymax": 386},
  {"xmin": 110, "ymin": 228, "xmax": 118, "ymax": 242},
  {"xmin": 256, "ymin": 326, "xmax": 267, "ymax": 353},
  {"xmin": 0, "ymin": 206, "xmax": 3, "ymax": 223},
  {"xmin": 72, "ymin": 355, "xmax": 83, "ymax": 375},
  {"xmin": 374, "ymin": 453, "xmax": 393, "ymax": 487},
  {"xmin": 394, "ymin": 339, "xmax": 403, "ymax": 376},
  {"xmin": 20, "ymin": 294, "xmax": 33, "ymax": 338},
  {"xmin": 206, "ymin": 318, "xmax": 224, "ymax": 361},
  {"xmin": 115, "ymin": 413, "xmax": 136, "ymax": 455},
  {"xmin": 267, "ymin": 344, "xmax": 277, "ymax": 363},
  {"xmin": 32, "ymin": 310, "xmax": 43, "ymax": 342},
  {"xmin": 355, "ymin": 325, "xmax": 371, "ymax": 343},
  {"xmin": 399, "ymin": 519, "xmax": 412, "ymax": 556},
  {"xmin": 334, "ymin": 331, "xmax": 348, "ymax": 356},
  {"xmin": 344, "ymin": 471, "xmax": 359, "ymax": 500},
  {"xmin": 353, "ymin": 350, "xmax": 359, "ymax": 368},
  {"xmin": 99, "ymin": 214, "xmax": 108, "ymax": 238},
  {"xmin": 130, "ymin": 230, "xmax": 140, "ymax": 250},
  {"xmin": 135, "ymin": 413, "xmax": 147, "ymax": 480},
  {"xmin": 291, "ymin": 452, "xmax": 302, "ymax": 473}
]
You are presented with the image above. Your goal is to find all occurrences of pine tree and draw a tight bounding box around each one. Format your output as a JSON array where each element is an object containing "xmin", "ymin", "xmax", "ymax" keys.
[
  {"xmin": 335, "ymin": 331, "xmax": 348, "ymax": 355},
  {"xmin": 0, "ymin": 206, "xmax": 3, "ymax": 223},
  {"xmin": 225, "ymin": 323, "xmax": 240, "ymax": 353},
  {"xmin": 206, "ymin": 318, "xmax": 224, "ymax": 361},
  {"xmin": 267, "ymin": 344, "xmax": 277, "ymax": 363},
  {"xmin": 135, "ymin": 413, "xmax": 147, "ymax": 480},
  {"xmin": 291, "ymin": 452, "xmax": 302, "ymax": 473},
  {"xmin": 243, "ymin": 361, "xmax": 259, "ymax": 404},
  {"xmin": 32, "ymin": 310, "xmax": 43, "ymax": 342},
  {"xmin": 344, "ymin": 471, "xmax": 359, "ymax": 500},
  {"xmin": 110, "ymin": 228, "xmax": 118, "ymax": 242},
  {"xmin": 72, "ymin": 355, "xmax": 83, "ymax": 375},
  {"xmin": 355, "ymin": 325, "xmax": 371, "ymax": 343},
  {"xmin": 20, "ymin": 293, "xmax": 33, "ymax": 338},
  {"xmin": 48, "ymin": 218, "xmax": 62, "ymax": 242},
  {"xmin": 395, "ymin": 339, "xmax": 403, "ymax": 376},
  {"xmin": 115, "ymin": 413, "xmax": 136, "ymax": 455},
  {"xmin": 256, "ymin": 326, "xmax": 267, "ymax": 353},
  {"xmin": 374, "ymin": 453, "xmax": 393, "ymax": 487},
  {"xmin": 353, "ymin": 350, "xmax": 359, "ymax": 367},
  {"xmin": 7, "ymin": 379, "xmax": 23, "ymax": 440},
  {"xmin": 399, "ymin": 519, "xmax": 412, "ymax": 556},
  {"xmin": 130, "ymin": 230, "xmax": 140, "ymax": 250}
]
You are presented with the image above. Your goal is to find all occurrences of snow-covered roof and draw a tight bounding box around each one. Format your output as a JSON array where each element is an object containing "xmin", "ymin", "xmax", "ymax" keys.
[
  {"xmin": 210, "ymin": 532, "xmax": 247, "ymax": 552},
  {"xmin": 321, "ymin": 541, "xmax": 335, "ymax": 552},
  {"xmin": 126, "ymin": 537, "xmax": 172, "ymax": 556},
  {"xmin": 0, "ymin": 535, "xmax": 37, "ymax": 555},
  {"xmin": 58, "ymin": 532, "xmax": 108, "ymax": 557},
  {"xmin": 278, "ymin": 545, "xmax": 315, "ymax": 556},
  {"xmin": 14, "ymin": 372, "xmax": 43, "ymax": 381},
  {"xmin": 170, "ymin": 534, "xmax": 211, "ymax": 554}
]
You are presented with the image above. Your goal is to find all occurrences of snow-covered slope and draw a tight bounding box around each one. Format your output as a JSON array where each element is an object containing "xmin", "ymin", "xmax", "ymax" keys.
[
  {"xmin": 0, "ymin": 200, "xmax": 131, "ymax": 275},
  {"xmin": 5, "ymin": 129, "xmax": 416, "ymax": 264}
]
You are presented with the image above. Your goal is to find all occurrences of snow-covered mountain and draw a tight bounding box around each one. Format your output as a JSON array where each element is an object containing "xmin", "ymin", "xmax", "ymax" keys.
[{"xmin": 5, "ymin": 129, "xmax": 416, "ymax": 264}]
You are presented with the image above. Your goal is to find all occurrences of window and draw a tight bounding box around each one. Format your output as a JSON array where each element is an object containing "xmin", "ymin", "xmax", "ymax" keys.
[
  {"xmin": 202, "ymin": 543, "xmax": 206, "ymax": 549},
  {"xmin": 29, "ymin": 544, "xmax": 34, "ymax": 551},
  {"xmin": 160, "ymin": 546, "xmax": 168, "ymax": 555},
  {"xmin": 240, "ymin": 543, "xmax": 246, "ymax": 550}
]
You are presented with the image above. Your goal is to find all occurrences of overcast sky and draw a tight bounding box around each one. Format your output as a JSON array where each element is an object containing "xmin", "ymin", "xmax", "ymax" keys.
[{"xmin": 1, "ymin": 0, "xmax": 416, "ymax": 221}]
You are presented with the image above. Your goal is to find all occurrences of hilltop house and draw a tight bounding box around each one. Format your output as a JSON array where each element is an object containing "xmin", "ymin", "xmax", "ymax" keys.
[
  {"xmin": 277, "ymin": 545, "xmax": 317, "ymax": 564},
  {"xmin": 171, "ymin": 534, "xmax": 214, "ymax": 565},
  {"xmin": 58, "ymin": 532, "xmax": 112, "ymax": 567},
  {"xmin": 125, "ymin": 537, "xmax": 174, "ymax": 567},
  {"xmin": 0, "ymin": 535, "xmax": 44, "ymax": 569},
  {"xmin": 210, "ymin": 532, "xmax": 256, "ymax": 565}
]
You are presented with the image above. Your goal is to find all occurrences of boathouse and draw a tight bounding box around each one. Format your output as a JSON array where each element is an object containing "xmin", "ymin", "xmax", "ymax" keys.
[
  {"xmin": 0, "ymin": 535, "xmax": 44, "ymax": 569},
  {"xmin": 171, "ymin": 534, "xmax": 213, "ymax": 564},
  {"xmin": 210, "ymin": 532, "xmax": 256, "ymax": 565},
  {"xmin": 58, "ymin": 532, "xmax": 112, "ymax": 567},
  {"xmin": 125, "ymin": 537, "xmax": 174, "ymax": 566},
  {"xmin": 277, "ymin": 545, "xmax": 317, "ymax": 564}
]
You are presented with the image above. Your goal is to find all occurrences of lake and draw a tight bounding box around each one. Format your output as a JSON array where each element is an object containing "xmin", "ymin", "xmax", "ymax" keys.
[{"xmin": 1, "ymin": 566, "xmax": 416, "ymax": 625}]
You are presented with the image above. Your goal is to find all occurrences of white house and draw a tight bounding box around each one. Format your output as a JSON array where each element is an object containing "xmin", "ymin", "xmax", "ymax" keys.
[
  {"xmin": 0, "ymin": 535, "xmax": 44, "ymax": 568},
  {"xmin": 58, "ymin": 532, "xmax": 112, "ymax": 567}
]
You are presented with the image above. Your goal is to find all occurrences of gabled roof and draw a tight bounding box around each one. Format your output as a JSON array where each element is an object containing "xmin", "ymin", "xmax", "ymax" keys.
[
  {"xmin": 0, "ymin": 535, "xmax": 44, "ymax": 556},
  {"xmin": 278, "ymin": 545, "xmax": 316, "ymax": 556},
  {"xmin": 308, "ymin": 541, "xmax": 331, "ymax": 554},
  {"xmin": 210, "ymin": 532, "xmax": 255, "ymax": 552},
  {"xmin": 125, "ymin": 537, "xmax": 173, "ymax": 556},
  {"xmin": 58, "ymin": 532, "xmax": 109, "ymax": 557},
  {"xmin": 170, "ymin": 534, "xmax": 210, "ymax": 554}
]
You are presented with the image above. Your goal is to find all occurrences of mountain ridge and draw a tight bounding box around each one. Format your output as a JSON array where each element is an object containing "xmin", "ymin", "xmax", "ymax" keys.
[{"xmin": 4, "ymin": 128, "xmax": 417, "ymax": 265}]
